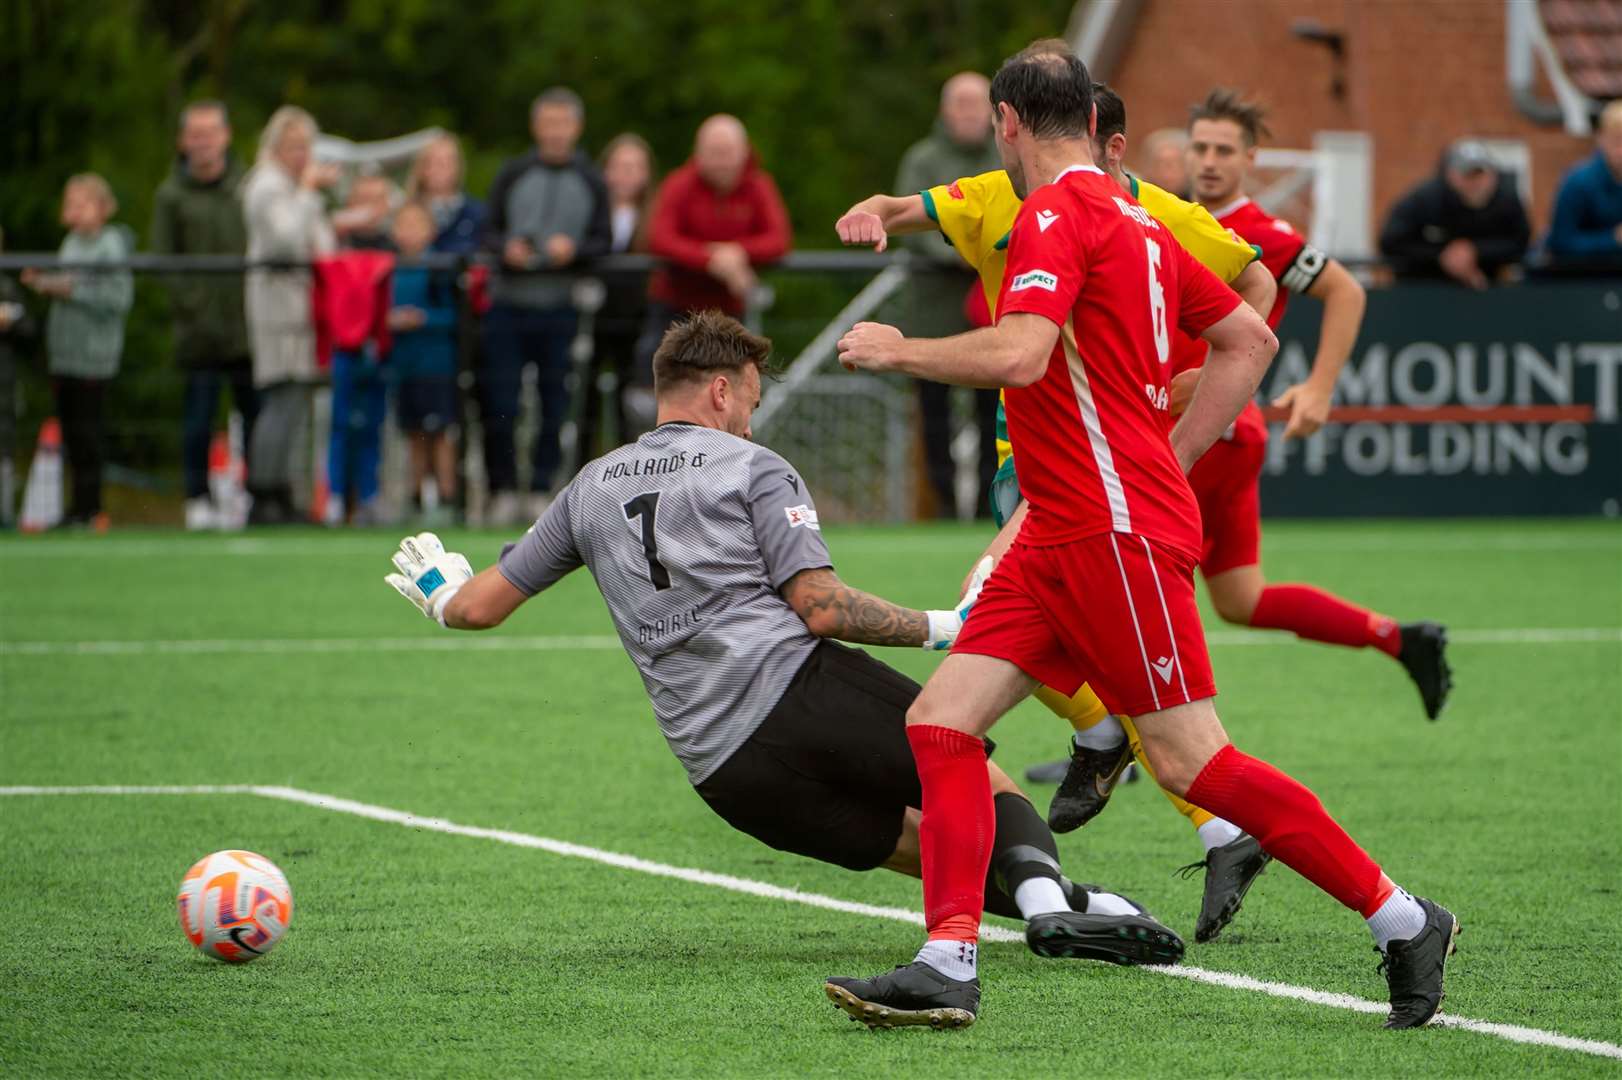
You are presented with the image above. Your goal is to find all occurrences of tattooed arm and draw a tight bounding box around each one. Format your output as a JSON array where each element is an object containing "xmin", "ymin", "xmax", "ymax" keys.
[{"xmin": 779, "ymin": 567, "xmax": 929, "ymax": 647}]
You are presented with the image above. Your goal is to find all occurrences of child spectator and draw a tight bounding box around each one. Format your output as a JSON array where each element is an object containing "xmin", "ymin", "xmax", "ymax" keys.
[
  {"xmin": 335, "ymin": 171, "xmax": 398, "ymax": 252},
  {"xmin": 389, "ymin": 202, "xmax": 460, "ymax": 524},
  {"xmin": 20, "ymin": 174, "xmax": 134, "ymax": 530},
  {"xmin": 407, "ymin": 134, "xmax": 485, "ymax": 255}
]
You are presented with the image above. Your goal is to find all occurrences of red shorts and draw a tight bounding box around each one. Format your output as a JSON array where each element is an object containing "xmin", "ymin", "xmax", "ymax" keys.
[
  {"xmin": 953, "ymin": 532, "xmax": 1217, "ymax": 717},
  {"xmin": 1189, "ymin": 437, "xmax": 1266, "ymax": 576}
]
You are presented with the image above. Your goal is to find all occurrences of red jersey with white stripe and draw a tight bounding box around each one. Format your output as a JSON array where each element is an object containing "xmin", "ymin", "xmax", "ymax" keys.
[
  {"xmin": 995, "ymin": 166, "xmax": 1242, "ymax": 559},
  {"xmin": 1169, "ymin": 197, "xmax": 1327, "ymax": 444}
]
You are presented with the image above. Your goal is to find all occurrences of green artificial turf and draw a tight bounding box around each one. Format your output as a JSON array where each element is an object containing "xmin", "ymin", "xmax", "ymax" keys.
[{"xmin": 1, "ymin": 520, "xmax": 1619, "ymax": 1077}]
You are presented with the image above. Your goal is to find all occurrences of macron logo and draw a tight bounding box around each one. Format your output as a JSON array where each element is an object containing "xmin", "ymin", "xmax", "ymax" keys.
[
  {"xmin": 1036, "ymin": 209, "xmax": 1060, "ymax": 232},
  {"xmin": 1009, "ymin": 270, "xmax": 1058, "ymax": 293},
  {"xmin": 1151, "ymin": 656, "xmax": 1175, "ymax": 684}
]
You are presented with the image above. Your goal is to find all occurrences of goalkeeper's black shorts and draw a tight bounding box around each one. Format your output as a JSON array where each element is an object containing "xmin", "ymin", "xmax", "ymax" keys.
[{"xmin": 695, "ymin": 640, "xmax": 990, "ymax": 872}]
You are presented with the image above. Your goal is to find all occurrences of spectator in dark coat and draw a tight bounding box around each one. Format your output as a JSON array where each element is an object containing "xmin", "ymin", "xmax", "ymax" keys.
[
  {"xmin": 1379, "ymin": 140, "xmax": 1531, "ymax": 288},
  {"xmin": 480, "ymin": 86, "xmax": 611, "ymax": 524},
  {"xmin": 149, "ymin": 100, "xmax": 258, "ymax": 531},
  {"xmin": 892, "ymin": 72, "xmax": 1000, "ymax": 519},
  {"xmin": 1545, "ymin": 100, "xmax": 1622, "ymax": 271},
  {"xmin": 0, "ymin": 228, "xmax": 35, "ymax": 528},
  {"xmin": 582, "ymin": 133, "xmax": 655, "ymax": 452},
  {"xmin": 633, "ymin": 115, "xmax": 790, "ymax": 421}
]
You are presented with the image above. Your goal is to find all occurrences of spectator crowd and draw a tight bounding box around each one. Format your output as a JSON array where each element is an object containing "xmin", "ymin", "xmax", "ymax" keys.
[{"xmin": 4, "ymin": 88, "xmax": 1621, "ymax": 531}]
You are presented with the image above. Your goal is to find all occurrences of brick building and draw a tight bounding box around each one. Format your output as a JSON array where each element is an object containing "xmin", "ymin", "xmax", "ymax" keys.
[{"xmin": 1086, "ymin": 0, "xmax": 1619, "ymax": 242}]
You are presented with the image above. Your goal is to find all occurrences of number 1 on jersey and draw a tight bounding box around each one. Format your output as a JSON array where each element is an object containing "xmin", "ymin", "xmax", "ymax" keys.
[{"xmin": 623, "ymin": 491, "xmax": 672, "ymax": 591}]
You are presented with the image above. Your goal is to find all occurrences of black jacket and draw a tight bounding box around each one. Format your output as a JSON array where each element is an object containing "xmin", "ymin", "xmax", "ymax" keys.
[{"xmin": 1379, "ymin": 168, "xmax": 1531, "ymax": 280}]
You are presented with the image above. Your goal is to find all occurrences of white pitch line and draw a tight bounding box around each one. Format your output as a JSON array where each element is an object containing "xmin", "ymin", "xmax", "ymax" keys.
[
  {"xmin": 0, "ymin": 784, "xmax": 1618, "ymax": 1061},
  {"xmin": 0, "ymin": 636, "xmax": 624, "ymax": 656},
  {"xmin": 2, "ymin": 627, "xmax": 1617, "ymax": 657}
]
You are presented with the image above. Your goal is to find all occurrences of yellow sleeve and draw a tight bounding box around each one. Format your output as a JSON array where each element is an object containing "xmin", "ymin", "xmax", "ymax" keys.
[
  {"xmin": 1136, "ymin": 179, "xmax": 1259, "ymax": 284},
  {"xmin": 921, "ymin": 171, "xmax": 1010, "ymax": 270}
]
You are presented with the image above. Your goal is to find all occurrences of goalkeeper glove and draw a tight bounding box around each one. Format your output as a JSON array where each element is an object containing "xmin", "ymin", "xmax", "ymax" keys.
[
  {"xmin": 385, "ymin": 532, "xmax": 474, "ymax": 627},
  {"xmin": 923, "ymin": 555, "xmax": 994, "ymax": 651}
]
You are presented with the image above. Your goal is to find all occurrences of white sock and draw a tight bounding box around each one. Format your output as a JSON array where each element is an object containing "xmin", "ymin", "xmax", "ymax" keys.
[
  {"xmin": 1073, "ymin": 714, "xmax": 1127, "ymax": 751},
  {"xmin": 1081, "ymin": 890, "xmax": 1140, "ymax": 917},
  {"xmin": 1013, "ymin": 877, "xmax": 1070, "ymax": 918},
  {"xmin": 915, "ymin": 938, "xmax": 977, "ymax": 981},
  {"xmin": 1366, "ymin": 887, "xmax": 1427, "ymax": 952},
  {"xmin": 1197, "ymin": 818, "xmax": 1244, "ymax": 853}
]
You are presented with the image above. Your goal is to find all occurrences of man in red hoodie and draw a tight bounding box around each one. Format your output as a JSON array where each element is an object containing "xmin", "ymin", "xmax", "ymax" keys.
[{"xmin": 630, "ymin": 115, "xmax": 791, "ymax": 424}]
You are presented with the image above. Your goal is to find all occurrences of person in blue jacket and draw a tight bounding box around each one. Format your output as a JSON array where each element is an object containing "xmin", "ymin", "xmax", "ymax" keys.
[
  {"xmin": 390, "ymin": 202, "xmax": 462, "ymax": 524},
  {"xmin": 1545, "ymin": 101, "xmax": 1622, "ymax": 271}
]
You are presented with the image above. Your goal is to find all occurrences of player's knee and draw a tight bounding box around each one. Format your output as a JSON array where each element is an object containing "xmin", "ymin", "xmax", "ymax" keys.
[{"xmin": 1211, "ymin": 586, "xmax": 1259, "ymax": 625}]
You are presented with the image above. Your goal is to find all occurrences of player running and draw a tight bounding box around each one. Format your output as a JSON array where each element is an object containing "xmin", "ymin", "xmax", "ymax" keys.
[
  {"xmin": 382, "ymin": 310, "xmax": 1184, "ymax": 980},
  {"xmin": 836, "ymin": 80, "xmax": 1277, "ymax": 943},
  {"xmin": 1178, "ymin": 88, "xmax": 1452, "ymax": 718},
  {"xmin": 830, "ymin": 44, "xmax": 1457, "ymax": 1031}
]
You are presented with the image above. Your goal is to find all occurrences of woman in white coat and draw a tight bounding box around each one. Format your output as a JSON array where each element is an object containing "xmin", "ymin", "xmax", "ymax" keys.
[{"xmin": 241, "ymin": 105, "xmax": 336, "ymax": 523}]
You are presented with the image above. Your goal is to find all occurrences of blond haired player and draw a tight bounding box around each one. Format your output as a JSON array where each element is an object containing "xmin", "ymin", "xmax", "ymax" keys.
[{"xmin": 836, "ymin": 81, "xmax": 1277, "ymax": 943}]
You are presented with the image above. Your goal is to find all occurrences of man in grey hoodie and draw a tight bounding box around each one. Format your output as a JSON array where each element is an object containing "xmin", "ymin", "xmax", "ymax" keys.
[
  {"xmin": 480, "ymin": 87, "xmax": 611, "ymax": 524},
  {"xmin": 892, "ymin": 73, "xmax": 1001, "ymax": 519}
]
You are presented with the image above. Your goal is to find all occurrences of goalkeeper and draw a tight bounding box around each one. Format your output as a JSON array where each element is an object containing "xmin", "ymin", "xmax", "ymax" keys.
[{"xmin": 384, "ymin": 310, "xmax": 1183, "ymax": 985}]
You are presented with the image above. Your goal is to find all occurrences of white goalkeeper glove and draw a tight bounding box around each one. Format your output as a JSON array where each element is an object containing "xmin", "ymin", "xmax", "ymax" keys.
[
  {"xmin": 385, "ymin": 532, "xmax": 474, "ymax": 627},
  {"xmin": 923, "ymin": 555, "xmax": 994, "ymax": 651}
]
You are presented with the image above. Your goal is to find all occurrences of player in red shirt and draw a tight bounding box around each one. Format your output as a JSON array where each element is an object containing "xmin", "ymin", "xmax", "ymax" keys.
[
  {"xmin": 826, "ymin": 44, "xmax": 1456, "ymax": 1032},
  {"xmin": 1182, "ymin": 88, "xmax": 1451, "ymax": 718}
]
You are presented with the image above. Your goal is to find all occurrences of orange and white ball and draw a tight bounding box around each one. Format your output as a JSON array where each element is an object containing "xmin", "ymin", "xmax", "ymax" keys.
[{"xmin": 176, "ymin": 850, "xmax": 293, "ymax": 962}]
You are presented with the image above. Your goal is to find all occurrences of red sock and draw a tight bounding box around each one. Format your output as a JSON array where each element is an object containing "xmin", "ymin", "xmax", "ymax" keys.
[
  {"xmin": 1186, "ymin": 744, "xmax": 1389, "ymax": 917},
  {"xmin": 906, "ymin": 724, "xmax": 994, "ymax": 941},
  {"xmin": 1250, "ymin": 584, "xmax": 1401, "ymax": 657}
]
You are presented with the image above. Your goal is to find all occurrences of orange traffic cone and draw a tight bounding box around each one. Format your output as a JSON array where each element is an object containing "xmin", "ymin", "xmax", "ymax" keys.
[{"xmin": 18, "ymin": 418, "xmax": 64, "ymax": 533}]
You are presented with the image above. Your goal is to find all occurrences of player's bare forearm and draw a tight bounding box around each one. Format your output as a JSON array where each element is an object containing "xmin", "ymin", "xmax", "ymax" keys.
[
  {"xmin": 838, "ymin": 313, "xmax": 1055, "ymax": 389},
  {"xmin": 780, "ymin": 567, "xmax": 928, "ymax": 647},
  {"xmin": 1232, "ymin": 261, "xmax": 1277, "ymax": 322},
  {"xmin": 855, "ymin": 194, "xmax": 934, "ymax": 236},
  {"xmin": 836, "ymin": 194, "xmax": 934, "ymax": 253},
  {"xmin": 1304, "ymin": 259, "xmax": 1364, "ymax": 393},
  {"xmin": 441, "ymin": 566, "xmax": 528, "ymax": 631},
  {"xmin": 1172, "ymin": 306, "xmax": 1277, "ymax": 472}
]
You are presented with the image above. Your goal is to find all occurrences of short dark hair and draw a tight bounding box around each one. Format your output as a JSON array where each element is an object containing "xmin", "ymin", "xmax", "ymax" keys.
[
  {"xmin": 532, "ymin": 86, "xmax": 584, "ymax": 119},
  {"xmin": 989, "ymin": 41, "xmax": 1094, "ymax": 140},
  {"xmin": 1189, "ymin": 88, "xmax": 1271, "ymax": 146},
  {"xmin": 653, "ymin": 311, "xmax": 772, "ymax": 392},
  {"xmin": 180, "ymin": 99, "xmax": 229, "ymax": 129},
  {"xmin": 1093, "ymin": 83, "xmax": 1126, "ymax": 143}
]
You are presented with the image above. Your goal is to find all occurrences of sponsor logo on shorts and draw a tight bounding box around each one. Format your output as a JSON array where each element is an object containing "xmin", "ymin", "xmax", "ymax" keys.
[
  {"xmin": 1151, "ymin": 656, "xmax": 1175, "ymax": 684},
  {"xmin": 784, "ymin": 504, "xmax": 820, "ymax": 531},
  {"xmin": 1009, "ymin": 270, "xmax": 1058, "ymax": 293}
]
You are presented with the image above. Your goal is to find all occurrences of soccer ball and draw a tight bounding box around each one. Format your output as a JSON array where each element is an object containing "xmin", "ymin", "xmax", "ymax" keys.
[{"xmin": 176, "ymin": 849, "xmax": 293, "ymax": 963}]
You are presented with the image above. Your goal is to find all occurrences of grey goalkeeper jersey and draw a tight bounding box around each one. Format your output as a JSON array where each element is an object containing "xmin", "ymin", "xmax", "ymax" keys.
[{"xmin": 498, "ymin": 423, "xmax": 832, "ymax": 783}]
